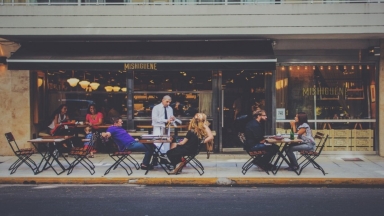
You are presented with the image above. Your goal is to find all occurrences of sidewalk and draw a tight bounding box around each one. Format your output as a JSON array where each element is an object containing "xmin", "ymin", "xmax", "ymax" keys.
[{"xmin": 1, "ymin": 153, "xmax": 384, "ymax": 186}]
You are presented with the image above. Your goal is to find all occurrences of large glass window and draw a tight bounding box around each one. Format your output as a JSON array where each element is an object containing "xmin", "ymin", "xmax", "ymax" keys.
[
  {"xmin": 132, "ymin": 70, "xmax": 213, "ymax": 129},
  {"xmin": 275, "ymin": 65, "xmax": 376, "ymax": 151}
]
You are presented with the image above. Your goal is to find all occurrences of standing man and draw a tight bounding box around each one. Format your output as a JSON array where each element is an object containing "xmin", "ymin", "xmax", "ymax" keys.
[
  {"xmin": 152, "ymin": 95, "xmax": 175, "ymax": 153},
  {"xmin": 244, "ymin": 110, "xmax": 279, "ymax": 171}
]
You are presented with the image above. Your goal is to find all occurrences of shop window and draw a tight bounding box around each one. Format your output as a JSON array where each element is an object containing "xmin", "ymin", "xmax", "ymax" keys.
[{"xmin": 275, "ymin": 65, "xmax": 376, "ymax": 152}]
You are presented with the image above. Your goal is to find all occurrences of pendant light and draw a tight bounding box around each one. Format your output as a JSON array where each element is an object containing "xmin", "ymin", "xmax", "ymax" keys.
[{"xmin": 67, "ymin": 70, "xmax": 79, "ymax": 87}]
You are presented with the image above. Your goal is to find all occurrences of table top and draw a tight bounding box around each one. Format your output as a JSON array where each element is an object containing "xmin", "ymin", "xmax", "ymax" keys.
[
  {"xmin": 136, "ymin": 125, "xmax": 189, "ymax": 129},
  {"xmin": 76, "ymin": 124, "xmax": 112, "ymax": 129},
  {"xmin": 28, "ymin": 136, "xmax": 73, "ymax": 143},
  {"xmin": 265, "ymin": 138, "xmax": 303, "ymax": 144},
  {"xmin": 138, "ymin": 139, "xmax": 170, "ymax": 144}
]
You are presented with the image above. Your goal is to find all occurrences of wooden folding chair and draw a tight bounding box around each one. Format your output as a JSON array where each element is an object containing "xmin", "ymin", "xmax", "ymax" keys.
[
  {"xmin": 104, "ymin": 138, "xmax": 140, "ymax": 176},
  {"xmin": 176, "ymin": 139, "xmax": 206, "ymax": 176},
  {"xmin": 67, "ymin": 132, "xmax": 98, "ymax": 175},
  {"xmin": 4, "ymin": 132, "xmax": 39, "ymax": 175},
  {"xmin": 239, "ymin": 133, "xmax": 270, "ymax": 175},
  {"xmin": 297, "ymin": 133, "xmax": 329, "ymax": 175}
]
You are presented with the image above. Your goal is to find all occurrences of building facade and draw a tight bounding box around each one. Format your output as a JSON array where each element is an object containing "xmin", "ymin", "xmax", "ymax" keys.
[{"xmin": 0, "ymin": 2, "xmax": 383, "ymax": 156}]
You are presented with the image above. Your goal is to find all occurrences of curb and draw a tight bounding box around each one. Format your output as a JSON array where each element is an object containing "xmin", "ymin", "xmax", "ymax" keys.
[{"xmin": 1, "ymin": 177, "xmax": 384, "ymax": 186}]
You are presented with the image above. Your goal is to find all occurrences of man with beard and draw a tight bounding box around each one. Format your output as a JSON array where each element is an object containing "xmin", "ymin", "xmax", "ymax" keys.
[{"xmin": 244, "ymin": 110, "xmax": 279, "ymax": 171}]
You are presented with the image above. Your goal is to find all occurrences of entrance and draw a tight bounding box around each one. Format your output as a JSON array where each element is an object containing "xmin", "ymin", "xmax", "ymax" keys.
[{"xmin": 220, "ymin": 70, "xmax": 273, "ymax": 149}]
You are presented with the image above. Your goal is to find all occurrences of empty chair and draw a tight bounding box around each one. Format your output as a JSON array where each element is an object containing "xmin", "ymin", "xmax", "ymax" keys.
[
  {"xmin": 67, "ymin": 132, "xmax": 98, "ymax": 175},
  {"xmin": 297, "ymin": 132, "xmax": 329, "ymax": 175},
  {"xmin": 4, "ymin": 132, "xmax": 39, "ymax": 175}
]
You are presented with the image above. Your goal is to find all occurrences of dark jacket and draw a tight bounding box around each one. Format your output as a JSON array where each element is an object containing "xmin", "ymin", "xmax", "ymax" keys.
[{"xmin": 244, "ymin": 119, "xmax": 264, "ymax": 150}]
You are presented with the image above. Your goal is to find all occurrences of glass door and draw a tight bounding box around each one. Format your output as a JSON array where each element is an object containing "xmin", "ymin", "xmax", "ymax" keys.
[{"xmin": 221, "ymin": 70, "xmax": 269, "ymax": 148}]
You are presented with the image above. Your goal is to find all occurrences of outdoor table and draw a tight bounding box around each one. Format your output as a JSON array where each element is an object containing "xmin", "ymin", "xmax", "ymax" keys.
[
  {"xmin": 265, "ymin": 137, "xmax": 303, "ymax": 175},
  {"xmin": 139, "ymin": 136, "xmax": 172, "ymax": 175},
  {"xmin": 137, "ymin": 125, "xmax": 188, "ymax": 137},
  {"xmin": 28, "ymin": 136, "xmax": 73, "ymax": 175}
]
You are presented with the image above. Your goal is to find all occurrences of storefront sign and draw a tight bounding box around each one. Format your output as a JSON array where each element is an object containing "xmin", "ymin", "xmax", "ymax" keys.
[
  {"xmin": 124, "ymin": 63, "xmax": 157, "ymax": 70},
  {"xmin": 302, "ymin": 87, "xmax": 347, "ymax": 96}
]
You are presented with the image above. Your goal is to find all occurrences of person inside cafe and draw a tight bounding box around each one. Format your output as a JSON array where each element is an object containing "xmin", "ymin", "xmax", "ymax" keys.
[
  {"xmin": 172, "ymin": 101, "xmax": 183, "ymax": 117},
  {"xmin": 244, "ymin": 110, "xmax": 279, "ymax": 171},
  {"xmin": 47, "ymin": 104, "xmax": 74, "ymax": 135},
  {"xmin": 285, "ymin": 112, "xmax": 316, "ymax": 171},
  {"xmin": 101, "ymin": 117, "xmax": 155, "ymax": 170},
  {"xmin": 151, "ymin": 95, "xmax": 175, "ymax": 154},
  {"xmin": 166, "ymin": 113, "xmax": 214, "ymax": 174},
  {"xmin": 83, "ymin": 126, "xmax": 94, "ymax": 158},
  {"xmin": 85, "ymin": 104, "xmax": 104, "ymax": 128}
]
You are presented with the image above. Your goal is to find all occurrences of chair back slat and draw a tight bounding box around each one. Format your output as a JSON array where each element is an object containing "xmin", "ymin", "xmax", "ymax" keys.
[
  {"xmin": 317, "ymin": 134, "xmax": 329, "ymax": 155},
  {"xmin": 5, "ymin": 132, "xmax": 20, "ymax": 153}
]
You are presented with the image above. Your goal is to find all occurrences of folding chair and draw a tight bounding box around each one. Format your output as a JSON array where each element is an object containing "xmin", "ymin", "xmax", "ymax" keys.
[
  {"xmin": 4, "ymin": 132, "xmax": 39, "ymax": 175},
  {"xmin": 104, "ymin": 138, "xmax": 140, "ymax": 176},
  {"xmin": 67, "ymin": 132, "xmax": 99, "ymax": 175},
  {"xmin": 176, "ymin": 139, "xmax": 206, "ymax": 176},
  {"xmin": 239, "ymin": 133, "xmax": 270, "ymax": 175},
  {"xmin": 297, "ymin": 132, "xmax": 329, "ymax": 175}
]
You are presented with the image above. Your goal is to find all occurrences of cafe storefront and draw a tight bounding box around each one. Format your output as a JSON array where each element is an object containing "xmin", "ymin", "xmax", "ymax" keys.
[
  {"xmin": 7, "ymin": 40, "xmax": 277, "ymax": 152},
  {"xmin": 5, "ymin": 40, "xmax": 379, "ymax": 153}
]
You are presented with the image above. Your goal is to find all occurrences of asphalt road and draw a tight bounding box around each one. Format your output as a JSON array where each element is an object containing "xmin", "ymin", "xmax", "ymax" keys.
[{"xmin": 0, "ymin": 185, "xmax": 383, "ymax": 216}]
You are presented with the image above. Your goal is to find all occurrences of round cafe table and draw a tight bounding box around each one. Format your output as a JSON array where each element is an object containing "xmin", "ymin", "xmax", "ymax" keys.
[{"xmin": 265, "ymin": 137, "xmax": 303, "ymax": 175}]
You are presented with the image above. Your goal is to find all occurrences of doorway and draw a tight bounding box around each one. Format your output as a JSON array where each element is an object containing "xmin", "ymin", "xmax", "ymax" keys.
[{"xmin": 220, "ymin": 70, "xmax": 273, "ymax": 149}]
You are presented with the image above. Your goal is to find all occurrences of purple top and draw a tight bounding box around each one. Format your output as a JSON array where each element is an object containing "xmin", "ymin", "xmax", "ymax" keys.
[{"xmin": 106, "ymin": 126, "xmax": 135, "ymax": 151}]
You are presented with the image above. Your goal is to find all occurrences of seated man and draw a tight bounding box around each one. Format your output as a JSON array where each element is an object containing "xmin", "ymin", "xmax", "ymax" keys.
[
  {"xmin": 244, "ymin": 110, "xmax": 279, "ymax": 171},
  {"xmin": 102, "ymin": 117, "xmax": 154, "ymax": 170}
]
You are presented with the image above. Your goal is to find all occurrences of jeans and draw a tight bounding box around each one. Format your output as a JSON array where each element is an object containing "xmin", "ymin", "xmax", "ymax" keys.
[
  {"xmin": 249, "ymin": 143, "xmax": 279, "ymax": 165},
  {"xmin": 126, "ymin": 141, "xmax": 154, "ymax": 166},
  {"xmin": 285, "ymin": 143, "xmax": 315, "ymax": 167}
]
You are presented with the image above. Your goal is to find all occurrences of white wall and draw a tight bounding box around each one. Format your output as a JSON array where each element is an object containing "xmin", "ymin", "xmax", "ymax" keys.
[{"xmin": 0, "ymin": 4, "xmax": 383, "ymax": 38}]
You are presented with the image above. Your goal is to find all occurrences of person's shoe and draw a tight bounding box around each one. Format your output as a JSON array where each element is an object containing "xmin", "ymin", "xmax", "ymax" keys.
[
  {"xmin": 285, "ymin": 166, "xmax": 299, "ymax": 171},
  {"xmin": 266, "ymin": 164, "xmax": 278, "ymax": 171},
  {"xmin": 140, "ymin": 164, "xmax": 154, "ymax": 170},
  {"xmin": 169, "ymin": 162, "xmax": 185, "ymax": 175}
]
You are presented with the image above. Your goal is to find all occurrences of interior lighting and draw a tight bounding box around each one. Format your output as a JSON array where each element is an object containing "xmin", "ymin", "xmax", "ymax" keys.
[
  {"xmin": 37, "ymin": 78, "xmax": 43, "ymax": 87},
  {"xmin": 89, "ymin": 82, "xmax": 100, "ymax": 90},
  {"xmin": 121, "ymin": 87, "xmax": 127, "ymax": 92},
  {"xmin": 79, "ymin": 80, "xmax": 90, "ymax": 89},
  {"xmin": 112, "ymin": 86, "xmax": 120, "ymax": 92},
  {"xmin": 105, "ymin": 86, "xmax": 113, "ymax": 92},
  {"xmin": 67, "ymin": 70, "xmax": 79, "ymax": 87}
]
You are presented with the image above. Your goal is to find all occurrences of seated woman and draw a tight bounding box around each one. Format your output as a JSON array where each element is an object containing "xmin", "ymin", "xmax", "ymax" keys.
[
  {"xmin": 85, "ymin": 104, "xmax": 104, "ymax": 128},
  {"xmin": 48, "ymin": 104, "xmax": 74, "ymax": 135},
  {"xmin": 286, "ymin": 112, "xmax": 316, "ymax": 171},
  {"xmin": 166, "ymin": 113, "xmax": 213, "ymax": 174}
]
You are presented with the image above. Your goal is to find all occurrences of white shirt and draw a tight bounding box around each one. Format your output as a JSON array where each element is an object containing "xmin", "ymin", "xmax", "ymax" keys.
[{"xmin": 152, "ymin": 103, "xmax": 173, "ymax": 127}]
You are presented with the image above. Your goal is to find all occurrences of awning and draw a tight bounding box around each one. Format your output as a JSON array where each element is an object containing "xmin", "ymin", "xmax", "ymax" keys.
[{"xmin": 7, "ymin": 41, "xmax": 276, "ymax": 71}]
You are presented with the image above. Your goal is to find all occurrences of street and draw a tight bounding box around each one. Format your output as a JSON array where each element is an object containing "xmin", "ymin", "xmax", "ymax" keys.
[{"xmin": 0, "ymin": 185, "xmax": 383, "ymax": 216}]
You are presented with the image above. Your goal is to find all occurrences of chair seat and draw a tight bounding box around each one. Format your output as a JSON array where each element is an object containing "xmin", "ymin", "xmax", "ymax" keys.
[
  {"xmin": 300, "ymin": 151, "xmax": 319, "ymax": 156},
  {"xmin": 249, "ymin": 150, "xmax": 267, "ymax": 156},
  {"xmin": 69, "ymin": 150, "xmax": 87, "ymax": 156},
  {"xmin": 112, "ymin": 151, "xmax": 132, "ymax": 156},
  {"xmin": 16, "ymin": 150, "xmax": 35, "ymax": 155}
]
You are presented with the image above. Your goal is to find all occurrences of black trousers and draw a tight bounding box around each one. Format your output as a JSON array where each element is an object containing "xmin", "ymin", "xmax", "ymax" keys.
[
  {"xmin": 166, "ymin": 146, "xmax": 190, "ymax": 167},
  {"xmin": 250, "ymin": 144, "xmax": 279, "ymax": 165}
]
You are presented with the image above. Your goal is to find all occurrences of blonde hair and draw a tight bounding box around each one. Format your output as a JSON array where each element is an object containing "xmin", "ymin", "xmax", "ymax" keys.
[
  {"xmin": 84, "ymin": 126, "xmax": 92, "ymax": 134},
  {"xmin": 188, "ymin": 113, "xmax": 209, "ymax": 140},
  {"xmin": 188, "ymin": 113, "xmax": 214, "ymax": 156}
]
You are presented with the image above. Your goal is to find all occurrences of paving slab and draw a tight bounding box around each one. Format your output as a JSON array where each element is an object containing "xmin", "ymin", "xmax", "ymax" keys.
[{"xmin": 1, "ymin": 153, "xmax": 384, "ymax": 186}]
